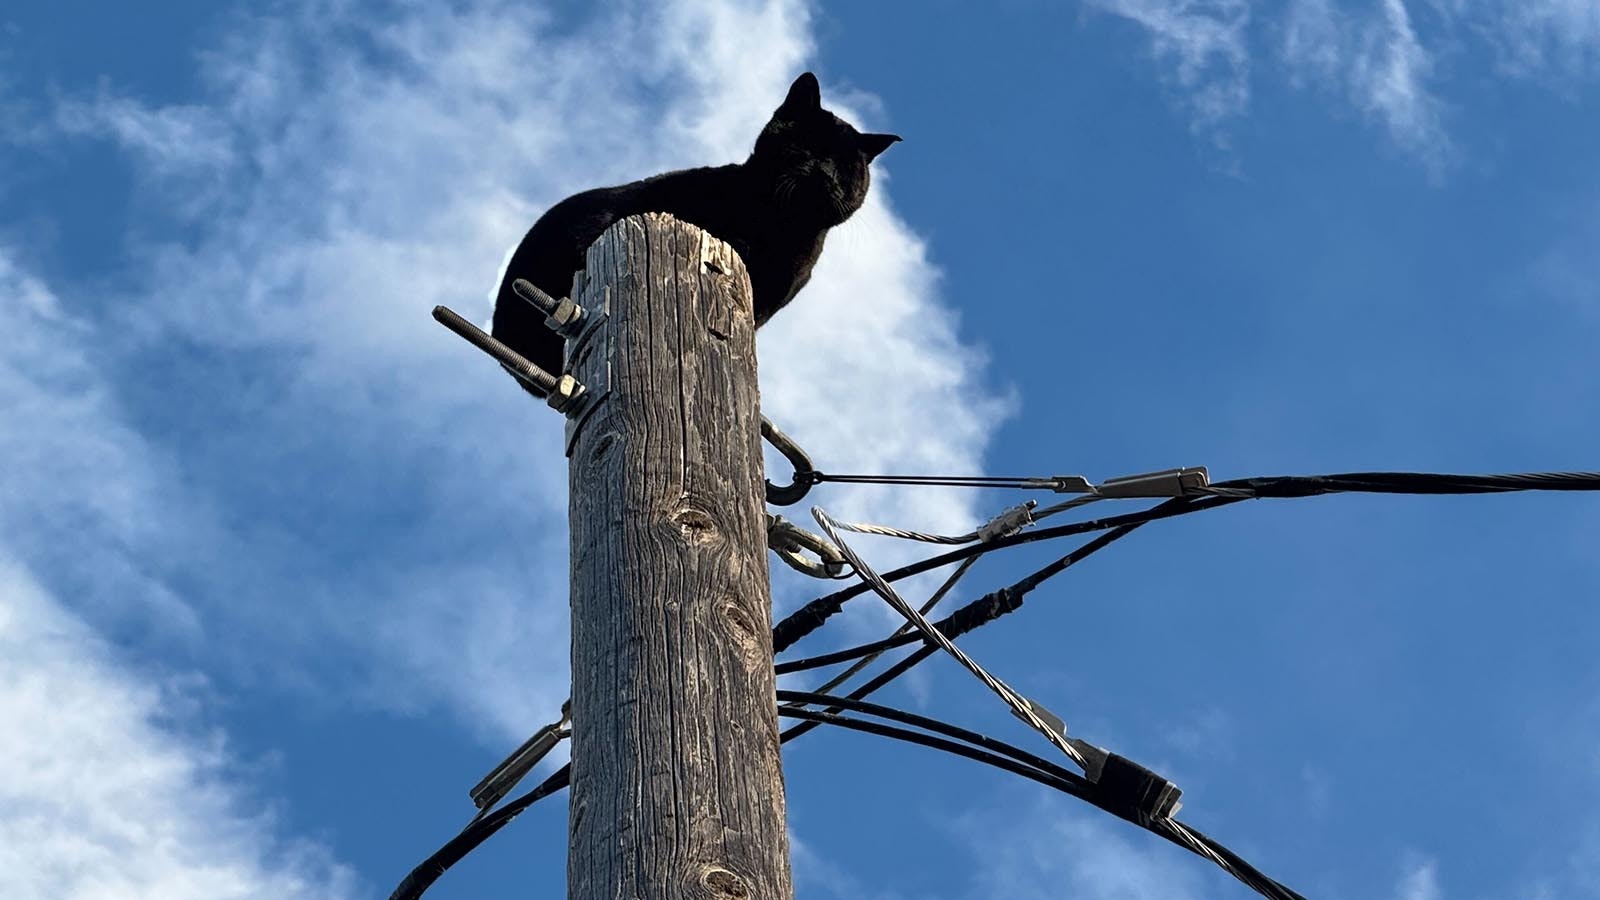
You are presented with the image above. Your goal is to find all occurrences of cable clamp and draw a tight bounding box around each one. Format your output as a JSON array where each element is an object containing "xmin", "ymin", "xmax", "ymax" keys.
[
  {"xmin": 1024, "ymin": 475, "xmax": 1095, "ymax": 493},
  {"xmin": 1095, "ymin": 466, "xmax": 1210, "ymax": 499},
  {"xmin": 1011, "ymin": 695, "xmax": 1099, "ymax": 775},
  {"xmin": 469, "ymin": 702, "xmax": 571, "ymax": 813},
  {"xmin": 768, "ymin": 514, "xmax": 847, "ymax": 579},
  {"xmin": 1095, "ymin": 751, "xmax": 1184, "ymax": 825},
  {"xmin": 977, "ymin": 500, "xmax": 1037, "ymax": 542},
  {"xmin": 1013, "ymin": 694, "xmax": 1182, "ymax": 824}
]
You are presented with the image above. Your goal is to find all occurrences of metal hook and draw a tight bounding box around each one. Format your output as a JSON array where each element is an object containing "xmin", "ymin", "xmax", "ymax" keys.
[
  {"xmin": 767, "ymin": 514, "xmax": 847, "ymax": 579},
  {"xmin": 762, "ymin": 416, "xmax": 818, "ymax": 506}
]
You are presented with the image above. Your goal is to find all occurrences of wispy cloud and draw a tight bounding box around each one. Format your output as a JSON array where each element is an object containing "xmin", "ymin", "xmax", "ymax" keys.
[
  {"xmin": 1279, "ymin": 0, "xmax": 1454, "ymax": 175},
  {"xmin": 0, "ymin": 249, "xmax": 203, "ymax": 640},
  {"xmin": 956, "ymin": 797, "xmax": 1215, "ymax": 900},
  {"xmin": 1393, "ymin": 856, "xmax": 1442, "ymax": 900},
  {"xmin": 1489, "ymin": 0, "xmax": 1600, "ymax": 80},
  {"xmin": 0, "ymin": 556, "xmax": 355, "ymax": 900},
  {"xmin": 1089, "ymin": 0, "xmax": 1457, "ymax": 168},
  {"xmin": 1352, "ymin": 0, "xmax": 1453, "ymax": 173},
  {"xmin": 1091, "ymin": 0, "xmax": 1600, "ymax": 175},
  {"xmin": 1085, "ymin": 0, "xmax": 1253, "ymax": 145},
  {"xmin": 789, "ymin": 832, "xmax": 908, "ymax": 900},
  {"xmin": 55, "ymin": 89, "xmax": 236, "ymax": 177}
]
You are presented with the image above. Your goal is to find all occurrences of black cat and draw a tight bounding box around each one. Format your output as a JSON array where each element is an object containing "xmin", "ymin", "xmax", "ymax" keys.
[{"xmin": 491, "ymin": 72, "xmax": 899, "ymax": 393}]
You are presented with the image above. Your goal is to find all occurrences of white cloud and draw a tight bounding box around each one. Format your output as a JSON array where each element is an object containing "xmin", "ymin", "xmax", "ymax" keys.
[
  {"xmin": 0, "ymin": 555, "xmax": 355, "ymax": 900},
  {"xmin": 0, "ymin": 250, "xmax": 202, "ymax": 640},
  {"xmin": 1098, "ymin": 0, "xmax": 1600, "ymax": 174},
  {"xmin": 957, "ymin": 798, "xmax": 1215, "ymax": 900},
  {"xmin": 1489, "ymin": 0, "xmax": 1600, "ymax": 80},
  {"xmin": 1087, "ymin": 0, "xmax": 1462, "ymax": 169},
  {"xmin": 789, "ymin": 831, "xmax": 907, "ymax": 900},
  {"xmin": 55, "ymin": 89, "xmax": 235, "ymax": 176},
  {"xmin": 1085, "ymin": 0, "xmax": 1253, "ymax": 143},
  {"xmin": 11, "ymin": 0, "xmax": 1006, "ymax": 744},
  {"xmin": 1282, "ymin": 0, "xmax": 1344, "ymax": 83},
  {"xmin": 1279, "ymin": 0, "xmax": 1454, "ymax": 175},
  {"xmin": 1394, "ymin": 856, "xmax": 1442, "ymax": 900},
  {"xmin": 1090, "ymin": 0, "xmax": 1600, "ymax": 174},
  {"xmin": 1352, "ymin": 0, "xmax": 1453, "ymax": 172}
]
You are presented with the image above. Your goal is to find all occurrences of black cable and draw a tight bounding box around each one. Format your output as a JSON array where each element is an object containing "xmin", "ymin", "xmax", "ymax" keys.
[
  {"xmin": 802, "ymin": 555, "xmax": 978, "ymax": 694},
  {"xmin": 781, "ymin": 642, "xmax": 936, "ymax": 741},
  {"xmin": 778, "ymin": 519, "xmax": 1151, "ymax": 743},
  {"xmin": 776, "ymin": 705, "xmax": 1304, "ymax": 900},
  {"xmin": 772, "ymin": 495, "xmax": 1243, "ymax": 653},
  {"xmin": 773, "ymin": 467, "xmax": 1600, "ymax": 655},
  {"xmin": 777, "ymin": 584, "xmax": 1023, "ymax": 675},
  {"xmin": 1209, "ymin": 470, "xmax": 1600, "ymax": 498},
  {"xmin": 388, "ymin": 765, "xmax": 570, "ymax": 900},
  {"xmin": 809, "ymin": 468, "xmax": 1600, "ymax": 497},
  {"xmin": 778, "ymin": 518, "xmax": 1149, "ymax": 676},
  {"xmin": 395, "ymin": 510, "xmax": 1156, "ymax": 895},
  {"xmin": 779, "ymin": 520, "xmax": 1149, "ymax": 741},
  {"xmin": 392, "ymin": 701, "xmax": 1302, "ymax": 900},
  {"xmin": 393, "ymin": 465, "xmax": 1597, "ymax": 897},
  {"xmin": 779, "ymin": 690, "xmax": 1076, "ymax": 780}
]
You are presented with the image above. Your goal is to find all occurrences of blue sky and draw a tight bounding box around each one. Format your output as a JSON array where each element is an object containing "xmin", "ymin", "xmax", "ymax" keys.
[{"xmin": 2, "ymin": 1, "xmax": 1598, "ymax": 898}]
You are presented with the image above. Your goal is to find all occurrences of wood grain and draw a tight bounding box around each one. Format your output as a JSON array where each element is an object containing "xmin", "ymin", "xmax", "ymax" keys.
[{"xmin": 566, "ymin": 213, "xmax": 792, "ymax": 900}]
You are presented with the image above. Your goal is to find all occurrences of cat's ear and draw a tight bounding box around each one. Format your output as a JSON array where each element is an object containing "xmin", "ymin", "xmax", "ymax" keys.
[
  {"xmin": 859, "ymin": 132, "xmax": 902, "ymax": 161},
  {"xmin": 778, "ymin": 72, "xmax": 822, "ymax": 117}
]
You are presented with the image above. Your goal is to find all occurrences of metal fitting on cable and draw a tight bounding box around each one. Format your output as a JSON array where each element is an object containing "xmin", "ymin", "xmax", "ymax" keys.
[
  {"xmin": 1095, "ymin": 466, "xmax": 1210, "ymax": 499},
  {"xmin": 1095, "ymin": 751, "xmax": 1184, "ymax": 826},
  {"xmin": 1015, "ymin": 695, "xmax": 1183, "ymax": 824},
  {"xmin": 1019, "ymin": 467, "xmax": 1210, "ymax": 498},
  {"xmin": 1022, "ymin": 475, "xmax": 1094, "ymax": 493},
  {"xmin": 977, "ymin": 500, "xmax": 1037, "ymax": 542},
  {"xmin": 469, "ymin": 701, "xmax": 571, "ymax": 813},
  {"xmin": 511, "ymin": 278, "xmax": 587, "ymax": 337},
  {"xmin": 767, "ymin": 514, "xmax": 847, "ymax": 579}
]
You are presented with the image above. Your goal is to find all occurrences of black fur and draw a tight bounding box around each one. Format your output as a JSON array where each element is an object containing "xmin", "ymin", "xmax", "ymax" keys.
[{"xmin": 491, "ymin": 72, "xmax": 899, "ymax": 389}]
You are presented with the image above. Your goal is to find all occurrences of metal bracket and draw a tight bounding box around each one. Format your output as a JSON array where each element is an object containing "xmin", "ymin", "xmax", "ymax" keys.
[
  {"xmin": 767, "ymin": 514, "xmax": 847, "ymax": 579},
  {"xmin": 563, "ymin": 284, "xmax": 612, "ymax": 456}
]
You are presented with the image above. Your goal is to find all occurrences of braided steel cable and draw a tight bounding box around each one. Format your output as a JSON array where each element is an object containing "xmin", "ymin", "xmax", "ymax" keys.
[
  {"xmin": 778, "ymin": 518, "xmax": 1152, "ymax": 677},
  {"xmin": 814, "ymin": 507, "xmax": 1093, "ymax": 772},
  {"xmin": 823, "ymin": 520, "xmax": 978, "ymax": 543},
  {"xmin": 772, "ymin": 496, "xmax": 1243, "ymax": 654},
  {"xmin": 777, "ymin": 520, "xmax": 1149, "ymax": 743},
  {"xmin": 796, "ymin": 555, "xmax": 979, "ymax": 696}
]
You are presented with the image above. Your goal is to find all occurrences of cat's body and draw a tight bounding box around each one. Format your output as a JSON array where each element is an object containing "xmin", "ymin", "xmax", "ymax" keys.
[{"xmin": 491, "ymin": 73, "xmax": 898, "ymax": 391}]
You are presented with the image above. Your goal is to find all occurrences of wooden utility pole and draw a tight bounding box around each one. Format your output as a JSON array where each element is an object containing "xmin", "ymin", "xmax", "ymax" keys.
[{"xmin": 564, "ymin": 213, "xmax": 793, "ymax": 900}]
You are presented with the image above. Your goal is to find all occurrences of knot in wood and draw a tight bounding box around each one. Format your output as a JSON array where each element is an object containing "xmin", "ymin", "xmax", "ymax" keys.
[
  {"xmin": 700, "ymin": 867, "xmax": 751, "ymax": 899},
  {"xmin": 719, "ymin": 597, "xmax": 757, "ymax": 642},
  {"xmin": 672, "ymin": 507, "xmax": 719, "ymax": 543}
]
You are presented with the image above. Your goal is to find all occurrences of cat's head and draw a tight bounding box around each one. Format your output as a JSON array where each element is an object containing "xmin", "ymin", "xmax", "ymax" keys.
[{"xmin": 751, "ymin": 72, "xmax": 900, "ymax": 227}]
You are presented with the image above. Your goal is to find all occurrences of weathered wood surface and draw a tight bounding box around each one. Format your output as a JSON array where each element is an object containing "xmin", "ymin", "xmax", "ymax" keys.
[{"xmin": 566, "ymin": 213, "xmax": 792, "ymax": 900}]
